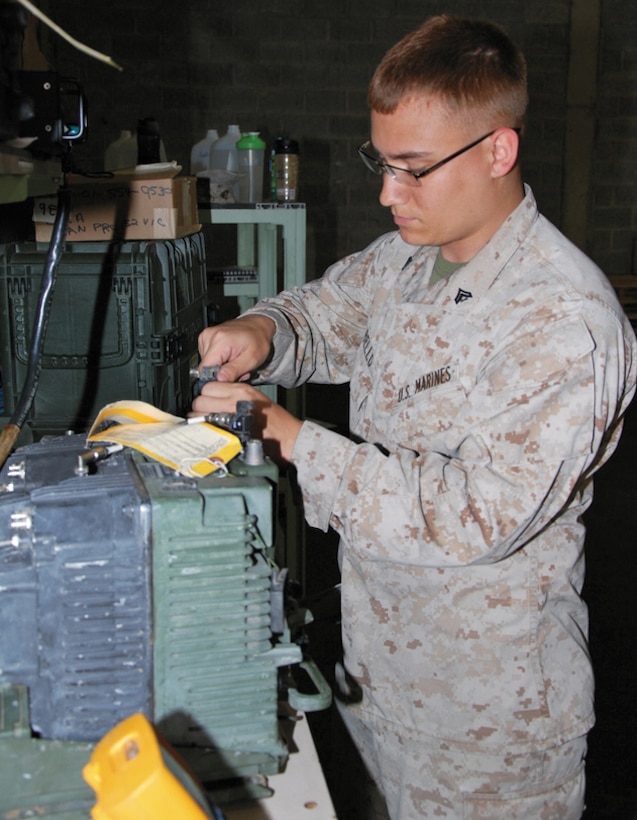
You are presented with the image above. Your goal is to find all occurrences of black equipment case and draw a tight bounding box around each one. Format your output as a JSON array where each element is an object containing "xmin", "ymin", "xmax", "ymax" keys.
[{"xmin": 0, "ymin": 233, "xmax": 207, "ymax": 437}]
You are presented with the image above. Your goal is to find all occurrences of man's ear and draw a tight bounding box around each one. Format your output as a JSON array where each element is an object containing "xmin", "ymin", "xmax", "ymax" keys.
[{"xmin": 491, "ymin": 127, "xmax": 520, "ymax": 178}]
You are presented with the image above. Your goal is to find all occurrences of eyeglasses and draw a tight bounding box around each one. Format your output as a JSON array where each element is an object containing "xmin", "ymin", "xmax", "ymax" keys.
[{"xmin": 358, "ymin": 129, "xmax": 517, "ymax": 187}]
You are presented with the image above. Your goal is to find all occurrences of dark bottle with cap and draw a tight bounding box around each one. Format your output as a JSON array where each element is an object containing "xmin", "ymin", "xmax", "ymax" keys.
[
  {"xmin": 136, "ymin": 116, "xmax": 162, "ymax": 165},
  {"xmin": 273, "ymin": 137, "xmax": 299, "ymax": 202}
]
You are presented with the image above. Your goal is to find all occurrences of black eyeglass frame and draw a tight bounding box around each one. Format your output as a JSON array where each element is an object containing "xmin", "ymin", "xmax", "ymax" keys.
[{"xmin": 358, "ymin": 128, "xmax": 521, "ymax": 186}]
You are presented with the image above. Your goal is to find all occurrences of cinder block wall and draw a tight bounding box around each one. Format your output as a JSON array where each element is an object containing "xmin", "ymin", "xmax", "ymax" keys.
[
  {"xmin": 593, "ymin": 0, "xmax": 637, "ymax": 276},
  {"xmin": 39, "ymin": 0, "xmax": 634, "ymax": 277}
]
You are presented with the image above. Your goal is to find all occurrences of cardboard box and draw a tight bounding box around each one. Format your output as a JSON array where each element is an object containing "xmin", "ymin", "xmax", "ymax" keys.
[{"xmin": 33, "ymin": 171, "xmax": 201, "ymax": 242}]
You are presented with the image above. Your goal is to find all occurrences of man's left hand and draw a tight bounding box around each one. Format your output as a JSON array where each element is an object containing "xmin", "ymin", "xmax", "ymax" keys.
[{"xmin": 191, "ymin": 381, "xmax": 302, "ymax": 463}]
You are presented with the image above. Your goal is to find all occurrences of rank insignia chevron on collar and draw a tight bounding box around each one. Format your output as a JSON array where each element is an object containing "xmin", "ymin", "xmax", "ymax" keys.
[{"xmin": 455, "ymin": 288, "xmax": 472, "ymax": 304}]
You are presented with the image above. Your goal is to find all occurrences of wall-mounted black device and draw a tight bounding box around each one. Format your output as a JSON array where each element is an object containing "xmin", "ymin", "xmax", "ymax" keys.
[{"xmin": 15, "ymin": 70, "xmax": 87, "ymax": 156}]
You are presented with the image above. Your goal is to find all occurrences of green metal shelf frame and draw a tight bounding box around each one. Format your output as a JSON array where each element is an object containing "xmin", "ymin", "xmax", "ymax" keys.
[
  {"xmin": 198, "ymin": 203, "xmax": 308, "ymax": 588},
  {"xmin": 199, "ymin": 203, "xmax": 306, "ymax": 314}
]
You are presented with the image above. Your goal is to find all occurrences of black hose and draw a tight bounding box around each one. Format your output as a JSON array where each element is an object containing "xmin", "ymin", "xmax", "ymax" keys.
[{"xmin": 0, "ymin": 184, "xmax": 71, "ymax": 466}]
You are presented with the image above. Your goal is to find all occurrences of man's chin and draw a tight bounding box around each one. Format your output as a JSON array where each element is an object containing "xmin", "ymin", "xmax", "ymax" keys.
[{"xmin": 398, "ymin": 225, "xmax": 428, "ymax": 246}]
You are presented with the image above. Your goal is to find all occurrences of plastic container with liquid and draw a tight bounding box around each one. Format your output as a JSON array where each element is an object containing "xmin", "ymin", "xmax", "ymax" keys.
[{"xmin": 274, "ymin": 137, "xmax": 299, "ymax": 202}]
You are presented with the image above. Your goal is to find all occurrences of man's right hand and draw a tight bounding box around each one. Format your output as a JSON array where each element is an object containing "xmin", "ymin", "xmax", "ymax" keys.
[{"xmin": 197, "ymin": 314, "xmax": 276, "ymax": 383}]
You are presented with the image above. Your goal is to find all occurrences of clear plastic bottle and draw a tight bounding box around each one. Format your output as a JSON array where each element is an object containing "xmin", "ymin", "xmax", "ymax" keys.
[
  {"xmin": 236, "ymin": 131, "xmax": 266, "ymax": 202},
  {"xmin": 190, "ymin": 128, "xmax": 219, "ymax": 175}
]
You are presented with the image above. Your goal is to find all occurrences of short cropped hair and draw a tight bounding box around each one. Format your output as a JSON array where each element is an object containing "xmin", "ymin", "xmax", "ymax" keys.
[{"xmin": 368, "ymin": 15, "xmax": 528, "ymax": 131}]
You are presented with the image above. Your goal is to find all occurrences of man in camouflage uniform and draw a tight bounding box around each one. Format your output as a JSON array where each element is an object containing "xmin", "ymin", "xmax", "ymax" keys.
[{"xmin": 194, "ymin": 16, "xmax": 637, "ymax": 818}]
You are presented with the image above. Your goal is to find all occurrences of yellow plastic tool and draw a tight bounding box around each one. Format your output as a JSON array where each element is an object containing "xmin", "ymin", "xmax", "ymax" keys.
[{"xmin": 82, "ymin": 713, "xmax": 217, "ymax": 819}]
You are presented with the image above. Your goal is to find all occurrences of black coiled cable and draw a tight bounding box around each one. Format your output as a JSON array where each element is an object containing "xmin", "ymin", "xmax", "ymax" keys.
[{"xmin": 0, "ymin": 183, "xmax": 71, "ymax": 466}]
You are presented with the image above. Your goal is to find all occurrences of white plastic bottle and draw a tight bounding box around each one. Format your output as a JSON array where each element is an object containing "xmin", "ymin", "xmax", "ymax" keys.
[
  {"xmin": 118, "ymin": 131, "xmax": 138, "ymax": 169},
  {"xmin": 190, "ymin": 128, "xmax": 219, "ymax": 175},
  {"xmin": 209, "ymin": 124, "xmax": 241, "ymax": 199},
  {"xmin": 104, "ymin": 130, "xmax": 132, "ymax": 171},
  {"xmin": 209, "ymin": 124, "xmax": 241, "ymax": 173}
]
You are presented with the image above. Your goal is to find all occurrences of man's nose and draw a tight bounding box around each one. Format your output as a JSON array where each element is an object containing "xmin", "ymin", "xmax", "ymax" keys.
[{"xmin": 379, "ymin": 172, "xmax": 409, "ymax": 208}]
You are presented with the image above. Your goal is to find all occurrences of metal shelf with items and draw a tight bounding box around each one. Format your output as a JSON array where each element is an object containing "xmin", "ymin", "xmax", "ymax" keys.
[
  {"xmin": 199, "ymin": 202, "xmax": 308, "ymax": 588},
  {"xmin": 200, "ymin": 202, "xmax": 306, "ymax": 407},
  {"xmin": 199, "ymin": 201, "xmax": 306, "ymax": 314}
]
